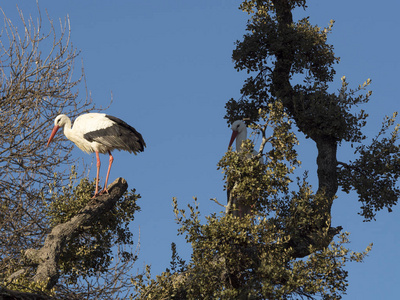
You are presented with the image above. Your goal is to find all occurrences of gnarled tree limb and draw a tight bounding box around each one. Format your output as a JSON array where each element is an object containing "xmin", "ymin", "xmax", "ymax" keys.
[{"xmin": 17, "ymin": 177, "xmax": 128, "ymax": 290}]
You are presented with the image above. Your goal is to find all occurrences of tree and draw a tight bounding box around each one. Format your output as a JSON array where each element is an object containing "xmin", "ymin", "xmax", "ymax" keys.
[
  {"xmin": 132, "ymin": 1, "xmax": 397, "ymax": 299},
  {"xmin": 0, "ymin": 5, "xmax": 140, "ymax": 299},
  {"xmin": 2, "ymin": 1, "xmax": 398, "ymax": 299}
]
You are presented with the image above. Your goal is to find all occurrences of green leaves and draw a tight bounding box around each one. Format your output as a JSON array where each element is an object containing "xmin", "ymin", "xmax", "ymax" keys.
[
  {"xmin": 338, "ymin": 113, "xmax": 400, "ymax": 221},
  {"xmin": 45, "ymin": 168, "xmax": 141, "ymax": 284},
  {"xmin": 45, "ymin": 167, "xmax": 94, "ymax": 226},
  {"xmin": 139, "ymin": 194, "xmax": 370, "ymax": 299}
]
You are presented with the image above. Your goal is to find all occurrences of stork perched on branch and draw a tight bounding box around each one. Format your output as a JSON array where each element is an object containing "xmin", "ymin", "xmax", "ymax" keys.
[{"xmin": 47, "ymin": 113, "xmax": 146, "ymax": 197}]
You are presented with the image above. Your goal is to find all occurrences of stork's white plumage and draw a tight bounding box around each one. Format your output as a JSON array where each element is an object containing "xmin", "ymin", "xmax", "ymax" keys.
[
  {"xmin": 229, "ymin": 120, "xmax": 247, "ymax": 152},
  {"xmin": 47, "ymin": 113, "xmax": 146, "ymax": 196},
  {"xmin": 228, "ymin": 120, "xmax": 258, "ymax": 155}
]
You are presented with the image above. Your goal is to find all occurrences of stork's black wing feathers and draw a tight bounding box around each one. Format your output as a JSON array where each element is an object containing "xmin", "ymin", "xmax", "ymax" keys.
[
  {"xmin": 105, "ymin": 115, "xmax": 146, "ymax": 151},
  {"xmin": 83, "ymin": 115, "xmax": 146, "ymax": 154}
]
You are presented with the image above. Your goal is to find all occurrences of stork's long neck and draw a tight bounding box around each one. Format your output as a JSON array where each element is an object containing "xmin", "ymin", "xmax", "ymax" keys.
[
  {"xmin": 62, "ymin": 117, "xmax": 74, "ymax": 141},
  {"xmin": 236, "ymin": 127, "xmax": 247, "ymax": 152}
]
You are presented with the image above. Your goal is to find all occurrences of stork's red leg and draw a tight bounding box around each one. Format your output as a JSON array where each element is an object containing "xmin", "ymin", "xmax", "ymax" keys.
[
  {"xmin": 93, "ymin": 151, "xmax": 101, "ymax": 197},
  {"xmin": 101, "ymin": 151, "xmax": 113, "ymax": 194}
]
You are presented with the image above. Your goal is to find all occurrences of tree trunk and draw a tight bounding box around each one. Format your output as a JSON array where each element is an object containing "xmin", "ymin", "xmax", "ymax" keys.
[{"xmin": 271, "ymin": 0, "xmax": 341, "ymax": 257}]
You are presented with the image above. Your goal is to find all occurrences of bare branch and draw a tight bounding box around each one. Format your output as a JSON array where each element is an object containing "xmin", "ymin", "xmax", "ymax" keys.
[
  {"xmin": 0, "ymin": 4, "xmax": 96, "ymax": 278},
  {"xmin": 209, "ymin": 198, "xmax": 225, "ymax": 208}
]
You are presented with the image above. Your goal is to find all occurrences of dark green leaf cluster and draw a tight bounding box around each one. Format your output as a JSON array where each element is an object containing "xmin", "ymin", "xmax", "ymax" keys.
[
  {"xmin": 233, "ymin": 15, "xmax": 336, "ymax": 82},
  {"xmin": 225, "ymin": 96, "xmax": 265, "ymax": 126},
  {"xmin": 226, "ymin": 0, "xmax": 369, "ymax": 146},
  {"xmin": 239, "ymin": 0, "xmax": 307, "ymax": 15},
  {"xmin": 339, "ymin": 114, "xmax": 400, "ymax": 220},
  {"xmin": 290, "ymin": 79, "xmax": 369, "ymax": 142}
]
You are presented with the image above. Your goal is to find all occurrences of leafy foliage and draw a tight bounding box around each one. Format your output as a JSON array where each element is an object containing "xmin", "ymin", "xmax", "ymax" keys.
[
  {"xmin": 225, "ymin": 0, "xmax": 397, "ymax": 224},
  {"xmin": 132, "ymin": 195, "xmax": 371, "ymax": 299},
  {"xmin": 226, "ymin": 1, "xmax": 370, "ymax": 146},
  {"xmin": 2, "ymin": 275, "xmax": 56, "ymax": 297},
  {"xmin": 338, "ymin": 113, "xmax": 400, "ymax": 220},
  {"xmin": 45, "ymin": 168, "xmax": 141, "ymax": 284}
]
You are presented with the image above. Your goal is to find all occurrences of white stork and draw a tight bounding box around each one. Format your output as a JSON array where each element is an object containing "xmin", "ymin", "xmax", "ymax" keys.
[
  {"xmin": 227, "ymin": 120, "xmax": 259, "ymax": 217},
  {"xmin": 229, "ymin": 120, "xmax": 257, "ymax": 155},
  {"xmin": 46, "ymin": 113, "xmax": 146, "ymax": 197}
]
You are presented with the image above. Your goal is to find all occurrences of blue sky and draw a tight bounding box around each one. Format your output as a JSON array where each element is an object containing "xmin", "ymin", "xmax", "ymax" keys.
[{"xmin": 2, "ymin": 1, "xmax": 399, "ymax": 298}]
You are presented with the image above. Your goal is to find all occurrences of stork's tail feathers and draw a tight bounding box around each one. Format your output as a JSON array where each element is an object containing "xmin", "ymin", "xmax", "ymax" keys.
[{"xmin": 105, "ymin": 115, "xmax": 146, "ymax": 153}]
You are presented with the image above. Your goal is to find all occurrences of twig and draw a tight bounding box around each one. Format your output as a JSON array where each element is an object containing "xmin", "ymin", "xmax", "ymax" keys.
[{"xmin": 209, "ymin": 198, "xmax": 226, "ymax": 208}]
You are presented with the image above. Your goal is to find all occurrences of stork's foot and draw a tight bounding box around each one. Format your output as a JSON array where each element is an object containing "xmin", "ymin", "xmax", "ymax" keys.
[
  {"xmin": 92, "ymin": 190, "xmax": 108, "ymax": 198},
  {"xmin": 92, "ymin": 192, "xmax": 100, "ymax": 199},
  {"xmin": 92, "ymin": 186, "xmax": 103, "ymax": 198},
  {"xmin": 99, "ymin": 188, "xmax": 109, "ymax": 195},
  {"xmin": 91, "ymin": 186, "xmax": 109, "ymax": 198}
]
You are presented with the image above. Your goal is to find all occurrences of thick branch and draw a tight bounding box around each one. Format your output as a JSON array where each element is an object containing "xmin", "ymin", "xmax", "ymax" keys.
[
  {"xmin": 23, "ymin": 177, "xmax": 128, "ymax": 290},
  {"xmin": 316, "ymin": 137, "xmax": 338, "ymax": 201},
  {"xmin": 271, "ymin": 0, "xmax": 339, "ymax": 200},
  {"xmin": 0, "ymin": 286, "xmax": 52, "ymax": 300}
]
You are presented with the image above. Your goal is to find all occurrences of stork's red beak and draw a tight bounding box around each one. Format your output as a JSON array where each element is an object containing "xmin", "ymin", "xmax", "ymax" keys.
[
  {"xmin": 228, "ymin": 130, "xmax": 238, "ymax": 149},
  {"xmin": 47, "ymin": 125, "xmax": 60, "ymax": 147}
]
